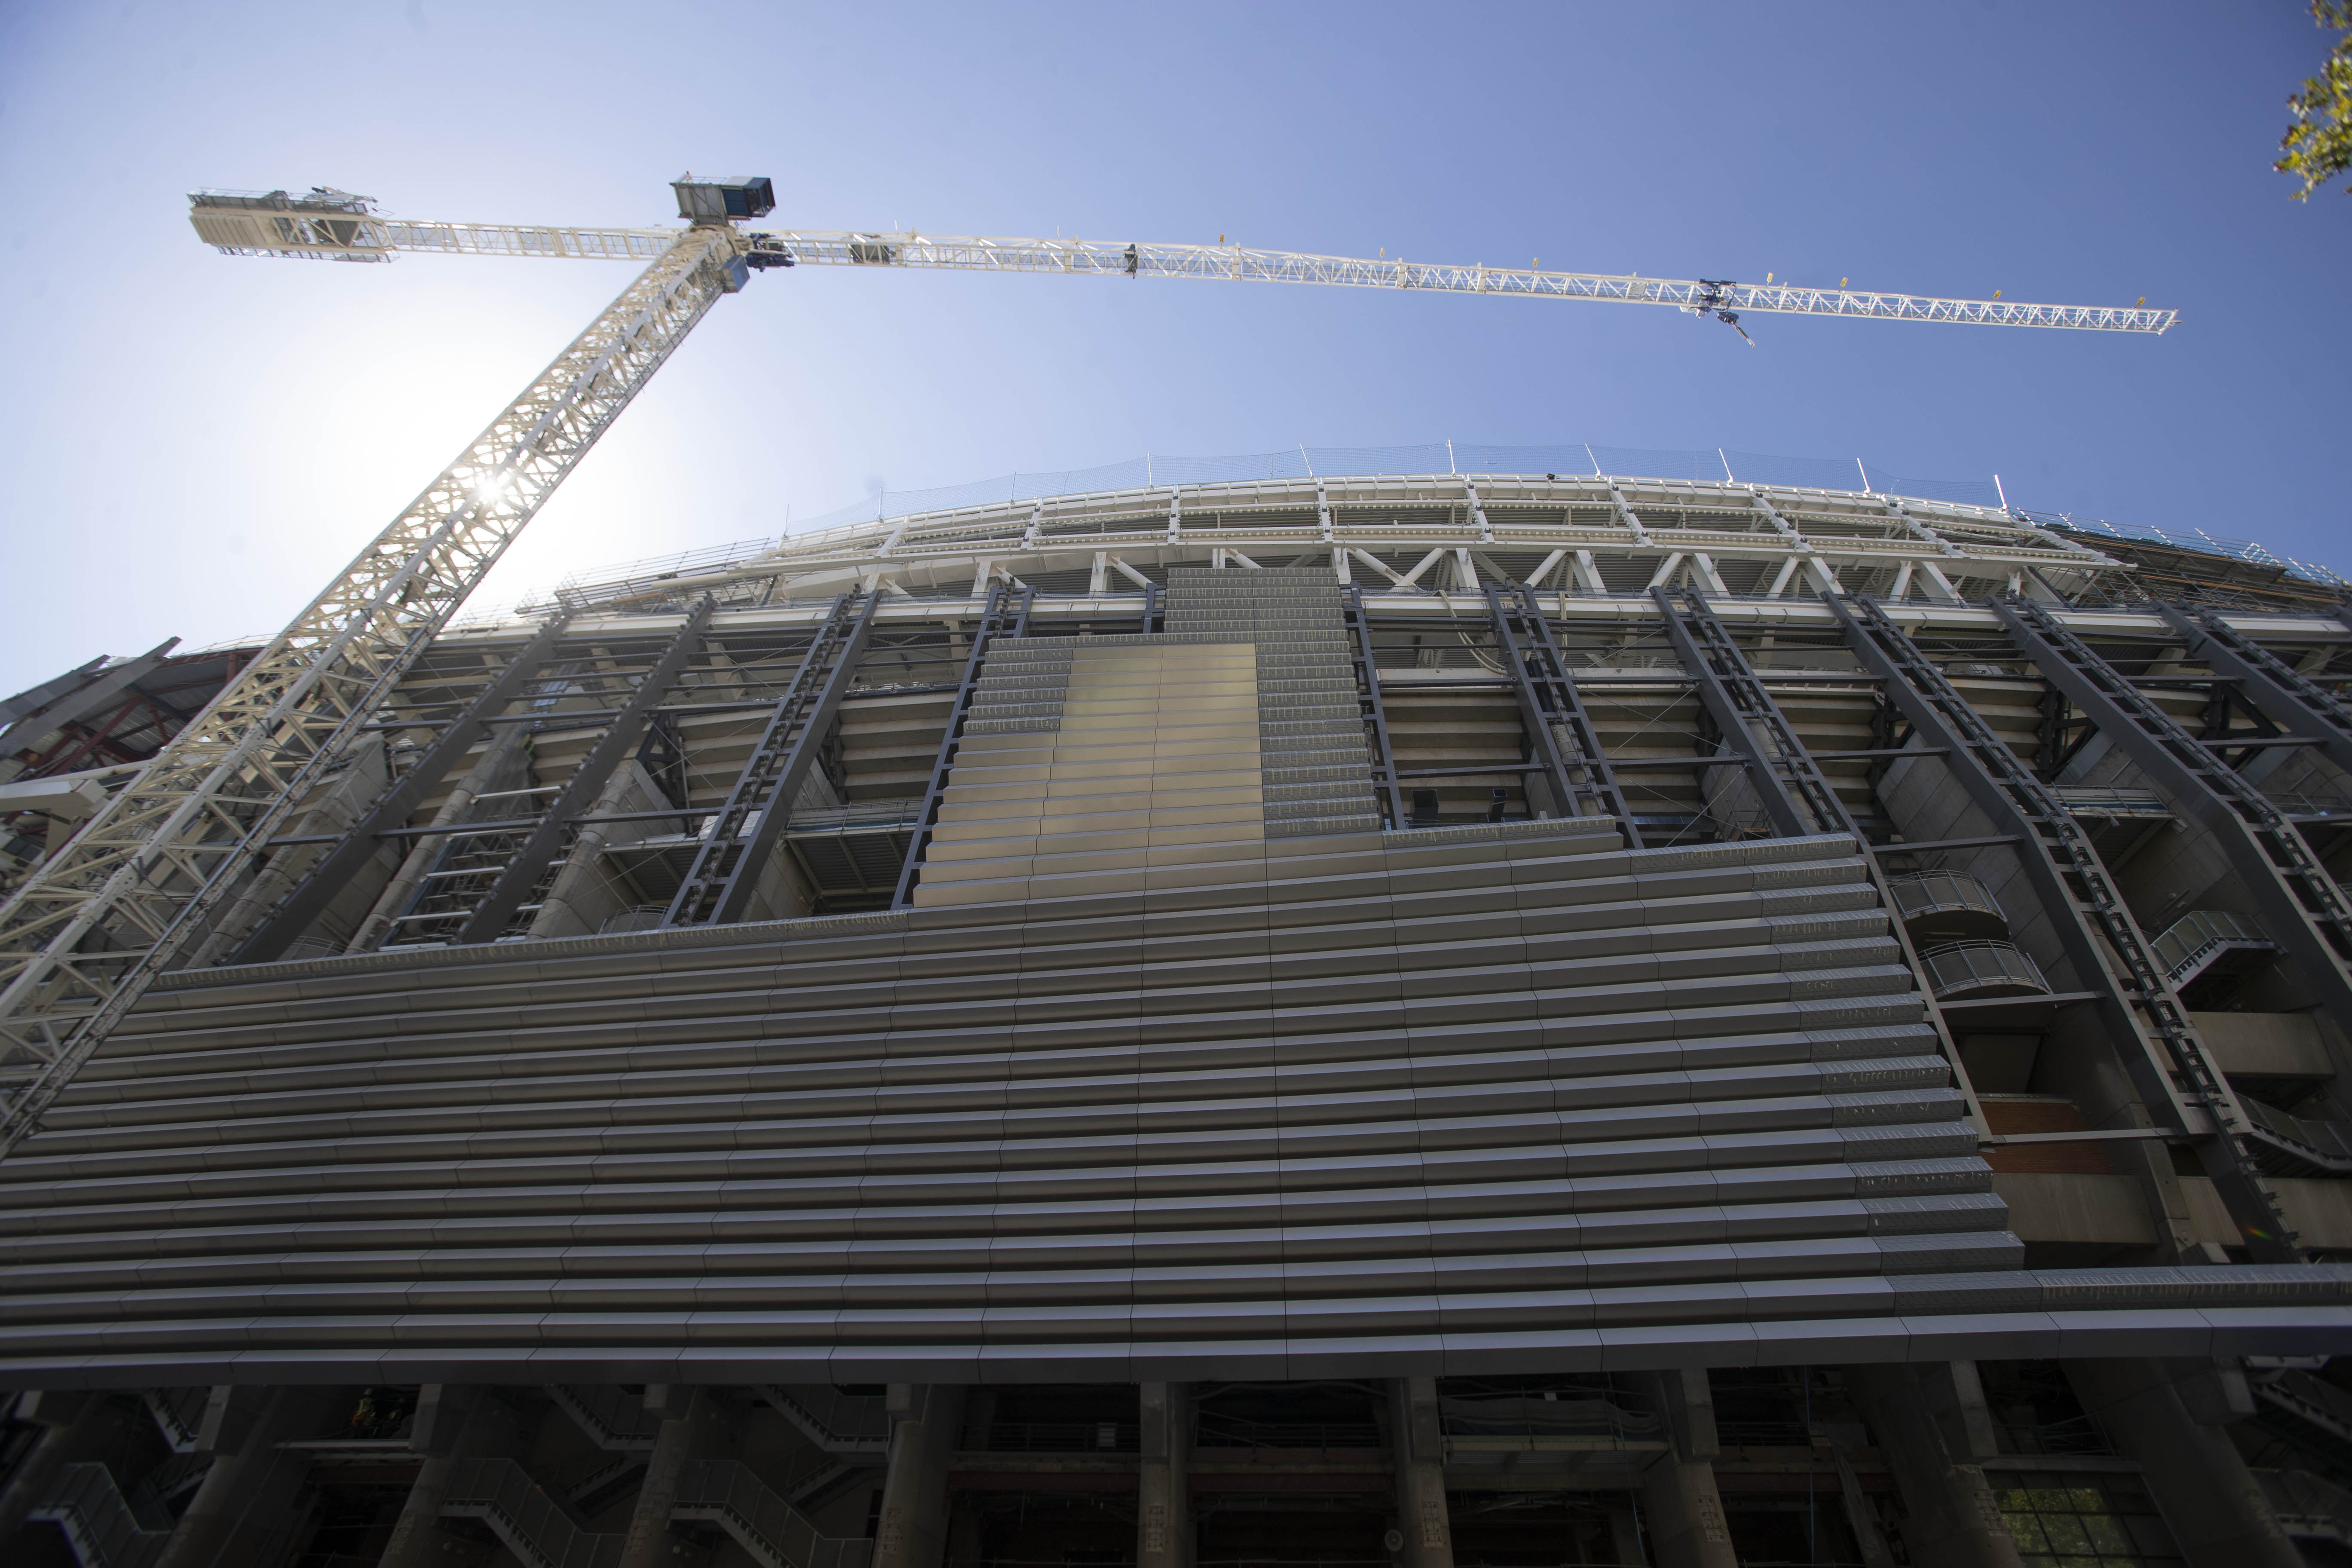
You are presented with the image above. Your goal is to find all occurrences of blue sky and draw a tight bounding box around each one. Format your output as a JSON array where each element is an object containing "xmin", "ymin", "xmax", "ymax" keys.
[{"xmin": 0, "ymin": 1, "xmax": 2345, "ymax": 693}]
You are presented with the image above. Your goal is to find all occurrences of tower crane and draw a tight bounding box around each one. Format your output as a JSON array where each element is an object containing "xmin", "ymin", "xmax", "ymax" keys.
[{"xmin": 0, "ymin": 173, "xmax": 2174, "ymax": 1154}]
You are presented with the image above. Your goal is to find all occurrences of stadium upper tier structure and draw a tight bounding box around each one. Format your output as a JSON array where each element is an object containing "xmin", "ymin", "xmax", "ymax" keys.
[{"xmin": 6, "ymin": 465, "xmax": 2352, "ymax": 1568}]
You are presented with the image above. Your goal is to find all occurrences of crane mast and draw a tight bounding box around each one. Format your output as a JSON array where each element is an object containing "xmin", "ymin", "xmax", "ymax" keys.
[
  {"xmin": 0, "ymin": 172, "xmax": 2171, "ymax": 1157},
  {"xmin": 0, "ymin": 208, "xmax": 751, "ymax": 1155}
]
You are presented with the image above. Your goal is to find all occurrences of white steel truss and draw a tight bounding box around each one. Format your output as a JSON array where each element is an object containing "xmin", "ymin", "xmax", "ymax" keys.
[
  {"xmin": 528, "ymin": 472, "xmax": 2125, "ymax": 613},
  {"xmin": 0, "ymin": 224, "xmax": 744, "ymax": 1153},
  {"xmin": 186, "ymin": 193, "xmax": 2175, "ymax": 334},
  {"xmin": 760, "ymin": 232, "xmax": 2178, "ymax": 334}
]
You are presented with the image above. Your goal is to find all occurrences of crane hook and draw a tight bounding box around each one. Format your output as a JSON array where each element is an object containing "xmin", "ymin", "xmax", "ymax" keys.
[{"xmin": 1690, "ymin": 280, "xmax": 1755, "ymax": 345}]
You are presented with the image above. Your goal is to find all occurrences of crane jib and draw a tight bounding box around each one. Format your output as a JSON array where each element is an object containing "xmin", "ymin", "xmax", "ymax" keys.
[{"xmin": 181, "ymin": 192, "xmax": 2175, "ymax": 334}]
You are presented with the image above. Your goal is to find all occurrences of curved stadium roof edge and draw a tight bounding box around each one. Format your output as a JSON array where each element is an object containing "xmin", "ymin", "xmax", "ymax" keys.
[{"xmin": 462, "ymin": 465, "xmax": 2343, "ymax": 628}]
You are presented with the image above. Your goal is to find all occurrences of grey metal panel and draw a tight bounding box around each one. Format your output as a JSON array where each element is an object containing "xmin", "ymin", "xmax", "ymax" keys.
[{"xmin": 6, "ymin": 815, "xmax": 2351, "ymax": 1385}]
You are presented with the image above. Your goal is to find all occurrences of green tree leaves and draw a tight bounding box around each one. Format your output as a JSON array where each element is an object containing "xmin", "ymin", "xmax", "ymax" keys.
[{"xmin": 2278, "ymin": 0, "xmax": 2352, "ymax": 199}]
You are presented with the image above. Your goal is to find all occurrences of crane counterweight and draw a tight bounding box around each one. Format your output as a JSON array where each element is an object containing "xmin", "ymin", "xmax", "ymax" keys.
[{"xmin": 672, "ymin": 173, "xmax": 776, "ymax": 224}]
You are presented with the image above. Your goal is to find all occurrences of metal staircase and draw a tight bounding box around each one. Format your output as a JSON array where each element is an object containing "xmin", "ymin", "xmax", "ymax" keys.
[
  {"xmin": 672, "ymin": 1458, "xmax": 875, "ymax": 1568},
  {"xmin": 547, "ymin": 1384, "xmax": 664, "ymax": 1452},
  {"xmin": 561, "ymin": 1452, "xmax": 649, "ymax": 1516},
  {"xmin": 1484, "ymin": 582, "xmax": 1639, "ymax": 845},
  {"xmin": 1996, "ymin": 595, "xmax": 2352, "ymax": 990},
  {"xmin": 2254, "ymin": 1368, "xmax": 2352, "ymax": 1462},
  {"xmin": 2257, "ymin": 1466, "xmax": 2352, "ymax": 1546},
  {"xmin": 664, "ymin": 592, "xmax": 878, "ymax": 927},
  {"xmin": 138, "ymin": 1388, "xmax": 208, "ymax": 1454},
  {"xmin": 1831, "ymin": 593, "xmax": 2302, "ymax": 1259},
  {"xmin": 753, "ymin": 1384, "xmax": 889, "ymax": 1455},
  {"xmin": 444, "ymin": 1456, "xmax": 622, "ymax": 1568},
  {"xmin": 28, "ymin": 1461, "xmax": 173, "ymax": 1568},
  {"xmin": 2149, "ymin": 909, "xmax": 2281, "ymax": 992}
]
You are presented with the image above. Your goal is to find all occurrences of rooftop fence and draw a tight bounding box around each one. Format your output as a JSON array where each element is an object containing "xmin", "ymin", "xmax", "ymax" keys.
[{"xmin": 785, "ymin": 442, "xmax": 2009, "ymax": 532}]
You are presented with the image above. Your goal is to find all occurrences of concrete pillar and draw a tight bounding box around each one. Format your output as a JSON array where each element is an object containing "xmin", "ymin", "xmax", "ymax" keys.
[
  {"xmin": 2063, "ymin": 1358, "xmax": 2299, "ymax": 1568},
  {"xmin": 619, "ymin": 1384, "xmax": 735, "ymax": 1568},
  {"xmin": 1387, "ymin": 1378, "xmax": 1454, "ymax": 1568},
  {"xmin": 1823, "ymin": 1423, "xmax": 1895, "ymax": 1568},
  {"xmin": 1640, "ymin": 1370, "xmax": 1734, "ymax": 1568},
  {"xmin": 875, "ymin": 1384, "xmax": 967, "ymax": 1568},
  {"xmin": 153, "ymin": 1384, "xmax": 344, "ymax": 1568},
  {"xmin": 0, "ymin": 1392, "xmax": 120, "ymax": 1545},
  {"xmin": 529, "ymin": 760, "xmax": 658, "ymax": 938},
  {"xmin": 1605, "ymin": 1506, "xmax": 1646, "ymax": 1568},
  {"xmin": 1138, "ymin": 1382, "xmax": 1190, "ymax": 1568},
  {"xmin": 380, "ymin": 1386, "xmax": 528, "ymax": 1568},
  {"xmin": 192, "ymin": 1387, "xmax": 267, "ymax": 1456},
  {"xmin": 1845, "ymin": 1365, "xmax": 2021, "ymax": 1568}
]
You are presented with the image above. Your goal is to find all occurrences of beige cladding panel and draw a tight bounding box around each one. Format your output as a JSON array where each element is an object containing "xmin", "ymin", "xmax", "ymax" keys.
[{"xmin": 913, "ymin": 643, "xmax": 1264, "ymax": 908}]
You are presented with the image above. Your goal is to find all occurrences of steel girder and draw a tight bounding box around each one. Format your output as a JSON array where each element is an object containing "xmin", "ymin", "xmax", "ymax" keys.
[
  {"xmin": 2155, "ymin": 602, "xmax": 2352, "ymax": 782},
  {"xmin": 1649, "ymin": 586, "xmax": 1859, "ymax": 841},
  {"xmin": 892, "ymin": 585, "xmax": 1035, "ymax": 910},
  {"xmin": 1344, "ymin": 586, "xmax": 1406, "ymax": 832},
  {"xmin": 1484, "ymin": 584, "xmax": 1640, "ymax": 847},
  {"xmin": 1651, "ymin": 588, "xmax": 1987, "ymax": 1128},
  {"xmin": 1993, "ymin": 596, "xmax": 2352, "ymax": 1022},
  {"xmin": 1832, "ymin": 594, "xmax": 2300, "ymax": 1262},
  {"xmin": 673, "ymin": 472, "xmax": 2114, "ymax": 612},
  {"xmin": 450, "ymin": 601, "xmax": 715, "ymax": 944},
  {"xmin": 664, "ymin": 593, "xmax": 879, "ymax": 928},
  {"xmin": 0, "ymin": 640, "xmax": 182, "ymax": 761},
  {"xmin": 226, "ymin": 613, "xmax": 574, "ymax": 966}
]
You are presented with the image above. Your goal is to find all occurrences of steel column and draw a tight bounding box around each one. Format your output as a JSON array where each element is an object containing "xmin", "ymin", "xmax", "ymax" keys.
[
  {"xmin": 452, "ymin": 601, "xmax": 713, "ymax": 944},
  {"xmin": 227, "ymin": 613, "xmax": 573, "ymax": 964},
  {"xmin": 665, "ymin": 592, "xmax": 879, "ymax": 927},
  {"xmin": 1995, "ymin": 596, "xmax": 2352, "ymax": 1017},
  {"xmin": 892, "ymin": 586, "xmax": 1032, "ymax": 909},
  {"xmin": 1344, "ymin": 585, "xmax": 1406, "ymax": 831},
  {"xmin": 1833, "ymin": 594, "xmax": 2299, "ymax": 1261}
]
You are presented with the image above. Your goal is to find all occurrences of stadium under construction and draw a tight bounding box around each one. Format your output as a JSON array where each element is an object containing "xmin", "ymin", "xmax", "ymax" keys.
[{"xmin": 4, "ymin": 459, "xmax": 2352, "ymax": 1568}]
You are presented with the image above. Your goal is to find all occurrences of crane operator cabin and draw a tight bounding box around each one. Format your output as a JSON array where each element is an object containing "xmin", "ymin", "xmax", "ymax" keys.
[{"xmin": 0, "ymin": 173, "xmax": 2348, "ymax": 1568}]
